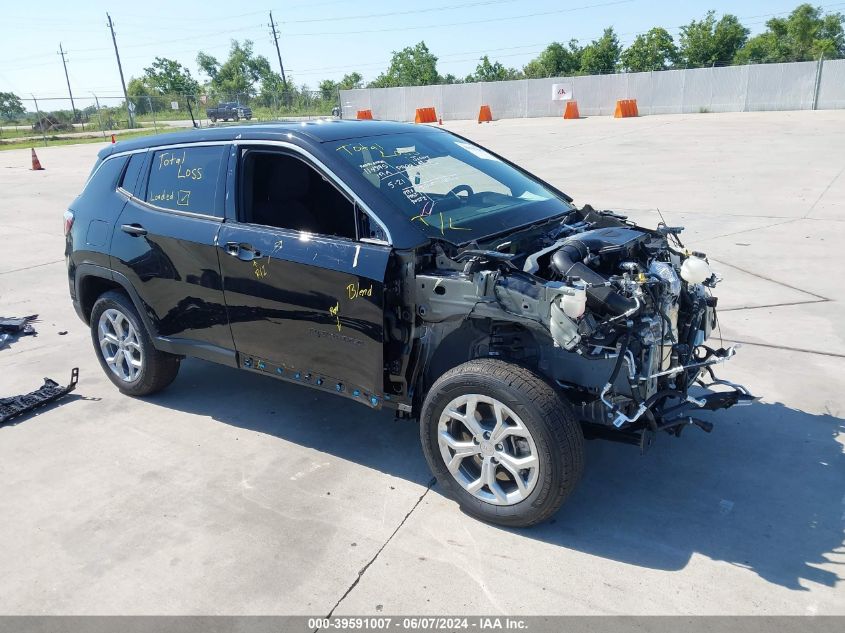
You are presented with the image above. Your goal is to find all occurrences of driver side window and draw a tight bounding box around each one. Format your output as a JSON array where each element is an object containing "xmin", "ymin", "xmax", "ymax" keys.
[{"xmin": 239, "ymin": 150, "xmax": 361, "ymax": 240}]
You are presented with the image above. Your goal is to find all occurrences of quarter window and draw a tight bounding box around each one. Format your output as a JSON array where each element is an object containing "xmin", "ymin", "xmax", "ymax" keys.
[
  {"xmin": 119, "ymin": 152, "xmax": 146, "ymax": 195},
  {"xmin": 145, "ymin": 146, "xmax": 224, "ymax": 215}
]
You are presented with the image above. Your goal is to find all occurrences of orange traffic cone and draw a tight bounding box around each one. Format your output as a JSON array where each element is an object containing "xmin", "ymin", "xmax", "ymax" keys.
[
  {"xmin": 111, "ymin": 134, "xmax": 116, "ymax": 143},
  {"xmin": 563, "ymin": 101, "xmax": 580, "ymax": 119},
  {"xmin": 477, "ymin": 105, "xmax": 493, "ymax": 123},
  {"xmin": 30, "ymin": 148, "xmax": 44, "ymax": 171}
]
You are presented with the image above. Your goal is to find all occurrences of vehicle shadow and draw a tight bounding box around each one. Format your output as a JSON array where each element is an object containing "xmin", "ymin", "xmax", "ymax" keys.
[
  {"xmin": 151, "ymin": 358, "xmax": 844, "ymax": 592},
  {"xmin": 530, "ymin": 400, "xmax": 844, "ymax": 591}
]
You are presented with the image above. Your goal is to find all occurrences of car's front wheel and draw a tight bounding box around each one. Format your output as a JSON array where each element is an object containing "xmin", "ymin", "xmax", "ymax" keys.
[
  {"xmin": 420, "ymin": 359, "xmax": 584, "ymax": 527},
  {"xmin": 90, "ymin": 290, "xmax": 180, "ymax": 396}
]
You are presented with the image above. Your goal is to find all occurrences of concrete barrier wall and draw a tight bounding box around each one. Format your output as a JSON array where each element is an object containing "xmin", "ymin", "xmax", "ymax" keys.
[{"xmin": 341, "ymin": 59, "xmax": 845, "ymax": 121}]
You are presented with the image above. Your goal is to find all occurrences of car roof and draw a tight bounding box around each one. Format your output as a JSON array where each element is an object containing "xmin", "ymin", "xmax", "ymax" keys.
[{"xmin": 98, "ymin": 119, "xmax": 439, "ymax": 159}]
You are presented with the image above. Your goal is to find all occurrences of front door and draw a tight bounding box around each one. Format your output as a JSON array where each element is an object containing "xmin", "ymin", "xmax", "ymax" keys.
[{"xmin": 217, "ymin": 147, "xmax": 390, "ymax": 402}]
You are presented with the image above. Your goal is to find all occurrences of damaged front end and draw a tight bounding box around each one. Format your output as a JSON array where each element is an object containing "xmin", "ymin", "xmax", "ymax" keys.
[{"xmin": 413, "ymin": 206, "xmax": 756, "ymax": 449}]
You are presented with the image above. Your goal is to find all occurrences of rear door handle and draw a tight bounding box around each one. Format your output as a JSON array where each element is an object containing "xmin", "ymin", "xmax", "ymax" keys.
[
  {"xmin": 121, "ymin": 223, "xmax": 147, "ymax": 236},
  {"xmin": 224, "ymin": 241, "xmax": 261, "ymax": 261}
]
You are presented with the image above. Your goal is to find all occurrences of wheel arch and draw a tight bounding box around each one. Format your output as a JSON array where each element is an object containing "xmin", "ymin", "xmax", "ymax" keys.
[
  {"xmin": 75, "ymin": 265, "xmax": 157, "ymax": 337},
  {"xmin": 414, "ymin": 318, "xmax": 545, "ymax": 415}
]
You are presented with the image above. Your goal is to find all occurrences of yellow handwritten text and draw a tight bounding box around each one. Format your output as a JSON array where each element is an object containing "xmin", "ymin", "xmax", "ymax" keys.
[
  {"xmin": 346, "ymin": 282, "xmax": 373, "ymax": 300},
  {"xmin": 329, "ymin": 301, "xmax": 341, "ymax": 331},
  {"xmin": 252, "ymin": 260, "xmax": 268, "ymax": 280}
]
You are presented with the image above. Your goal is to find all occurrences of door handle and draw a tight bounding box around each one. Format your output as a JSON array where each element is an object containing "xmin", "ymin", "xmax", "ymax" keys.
[
  {"xmin": 224, "ymin": 242, "xmax": 261, "ymax": 261},
  {"xmin": 121, "ymin": 223, "xmax": 147, "ymax": 236}
]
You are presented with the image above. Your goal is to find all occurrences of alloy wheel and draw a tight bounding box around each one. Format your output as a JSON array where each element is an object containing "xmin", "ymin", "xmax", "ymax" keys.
[
  {"xmin": 98, "ymin": 308, "xmax": 143, "ymax": 382},
  {"xmin": 437, "ymin": 394, "xmax": 540, "ymax": 505}
]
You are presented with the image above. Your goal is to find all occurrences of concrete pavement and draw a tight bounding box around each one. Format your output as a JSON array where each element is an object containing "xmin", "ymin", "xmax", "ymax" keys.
[{"xmin": 0, "ymin": 111, "xmax": 842, "ymax": 615}]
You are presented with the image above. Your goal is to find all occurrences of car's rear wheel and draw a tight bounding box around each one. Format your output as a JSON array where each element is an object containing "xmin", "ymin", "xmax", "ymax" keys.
[
  {"xmin": 420, "ymin": 359, "xmax": 584, "ymax": 527},
  {"xmin": 90, "ymin": 290, "xmax": 180, "ymax": 396}
]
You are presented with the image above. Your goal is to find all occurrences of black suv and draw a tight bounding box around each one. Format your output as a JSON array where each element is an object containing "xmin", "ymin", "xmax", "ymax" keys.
[{"xmin": 66, "ymin": 121, "xmax": 753, "ymax": 526}]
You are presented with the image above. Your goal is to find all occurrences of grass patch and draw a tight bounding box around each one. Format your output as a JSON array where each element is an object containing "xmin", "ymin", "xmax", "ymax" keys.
[{"xmin": 0, "ymin": 127, "xmax": 182, "ymax": 152}]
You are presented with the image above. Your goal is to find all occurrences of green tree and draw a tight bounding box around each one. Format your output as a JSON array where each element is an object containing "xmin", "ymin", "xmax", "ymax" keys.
[
  {"xmin": 338, "ymin": 72, "xmax": 364, "ymax": 90},
  {"xmin": 255, "ymin": 69, "xmax": 288, "ymax": 107},
  {"xmin": 317, "ymin": 72, "xmax": 363, "ymax": 103},
  {"xmin": 126, "ymin": 77, "xmax": 155, "ymax": 114},
  {"xmin": 318, "ymin": 79, "xmax": 338, "ymax": 101},
  {"xmin": 196, "ymin": 40, "xmax": 273, "ymax": 100},
  {"xmin": 523, "ymin": 41, "xmax": 582, "ymax": 78},
  {"xmin": 466, "ymin": 55, "xmax": 521, "ymax": 82},
  {"xmin": 621, "ymin": 27, "xmax": 680, "ymax": 71},
  {"xmin": 735, "ymin": 4, "xmax": 845, "ymax": 63},
  {"xmin": 817, "ymin": 10, "xmax": 845, "ymax": 57},
  {"xmin": 0, "ymin": 91, "xmax": 26, "ymax": 122},
  {"xmin": 679, "ymin": 11, "xmax": 749, "ymax": 67},
  {"xmin": 143, "ymin": 57, "xmax": 200, "ymax": 95},
  {"xmin": 369, "ymin": 42, "xmax": 439, "ymax": 87},
  {"xmin": 580, "ymin": 27, "xmax": 622, "ymax": 74},
  {"xmin": 196, "ymin": 51, "xmax": 220, "ymax": 82},
  {"xmin": 733, "ymin": 31, "xmax": 788, "ymax": 64}
]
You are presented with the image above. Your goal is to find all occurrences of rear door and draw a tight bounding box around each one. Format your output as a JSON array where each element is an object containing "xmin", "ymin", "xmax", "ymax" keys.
[
  {"xmin": 217, "ymin": 145, "xmax": 391, "ymax": 402},
  {"xmin": 110, "ymin": 143, "xmax": 234, "ymax": 364}
]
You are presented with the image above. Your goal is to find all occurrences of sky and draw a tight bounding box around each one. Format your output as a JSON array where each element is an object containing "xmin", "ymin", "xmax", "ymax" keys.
[{"xmin": 1, "ymin": 0, "xmax": 836, "ymax": 110}]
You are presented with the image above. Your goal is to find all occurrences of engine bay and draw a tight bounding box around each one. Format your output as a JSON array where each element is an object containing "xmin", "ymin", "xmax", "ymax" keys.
[{"xmin": 409, "ymin": 205, "xmax": 757, "ymax": 449}]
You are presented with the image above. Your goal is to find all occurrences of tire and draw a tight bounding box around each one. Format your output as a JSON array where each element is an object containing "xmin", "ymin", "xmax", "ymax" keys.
[
  {"xmin": 90, "ymin": 290, "xmax": 180, "ymax": 396},
  {"xmin": 420, "ymin": 359, "xmax": 584, "ymax": 527}
]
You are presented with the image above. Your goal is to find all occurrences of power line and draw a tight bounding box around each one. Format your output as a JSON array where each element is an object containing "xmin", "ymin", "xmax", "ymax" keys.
[
  {"xmin": 288, "ymin": 43, "xmax": 547, "ymax": 76},
  {"xmin": 281, "ymin": 0, "xmax": 518, "ymax": 24},
  {"xmin": 6, "ymin": 1, "xmax": 845, "ymax": 94},
  {"xmin": 283, "ymin": 0, "xmax": 636, "ymax": 37}
]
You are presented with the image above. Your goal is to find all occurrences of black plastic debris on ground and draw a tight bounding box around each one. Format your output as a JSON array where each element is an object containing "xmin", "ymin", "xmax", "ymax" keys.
[
  {"xmin": 0, "ymin": 368, "xmax": 79, "ymax": 425},
  {"xmin": 0, "ymin": 314, "xmax": 38, "ymax": 350}
]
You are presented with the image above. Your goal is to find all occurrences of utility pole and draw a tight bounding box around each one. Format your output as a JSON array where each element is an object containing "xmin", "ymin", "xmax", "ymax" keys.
[
  {"xmin": 106, "ymin": 13, "xmax": 134, "ymax": 128},
  {"xmin": 58, "ymin": 43, "xmax": 78, "ymax": 124},
  {"xmin": 269, "ymin": 11, "xmax": 289, "ymax": 104},
  {"xmin": 91, "ymin": 92, "xmax": 107, "ymax": 141},
  {"xmin": 31, "ymin": 94, "xmax": 48, "ymax": 147}
]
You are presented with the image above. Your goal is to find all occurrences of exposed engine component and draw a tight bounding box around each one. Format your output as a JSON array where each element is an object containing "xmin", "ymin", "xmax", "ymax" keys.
[{"xmin": 413, "ymin": 205, "xmax": 755, "ymax": 447}]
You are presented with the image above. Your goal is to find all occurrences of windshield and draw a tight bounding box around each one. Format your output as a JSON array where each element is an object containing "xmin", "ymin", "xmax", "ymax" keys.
[{"xmin": 330, "ymin": 132, "xmax": 573, "ymax": 242}]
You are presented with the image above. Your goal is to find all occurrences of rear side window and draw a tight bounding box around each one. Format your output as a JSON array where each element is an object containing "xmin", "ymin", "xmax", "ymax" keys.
[
  {"xmin": 145, "ymin": 146, "xmax": 224, "ymax": 216},
  {"xmin": 82, "ymin": 156, "xmax": 127, "ymax": 195},
  {"xmin": 119, "ymin": 152, "xmax": 146, "ymax": 195}
]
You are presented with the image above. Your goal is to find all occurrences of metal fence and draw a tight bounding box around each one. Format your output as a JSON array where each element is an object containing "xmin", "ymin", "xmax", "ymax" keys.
[
  {"xmin": 1, "ymin": 91, "xmax": 337, "ymax": 148},
  {"xmin": 340, "ymin": 59, "xmax": 845, "ymax": 121}
]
